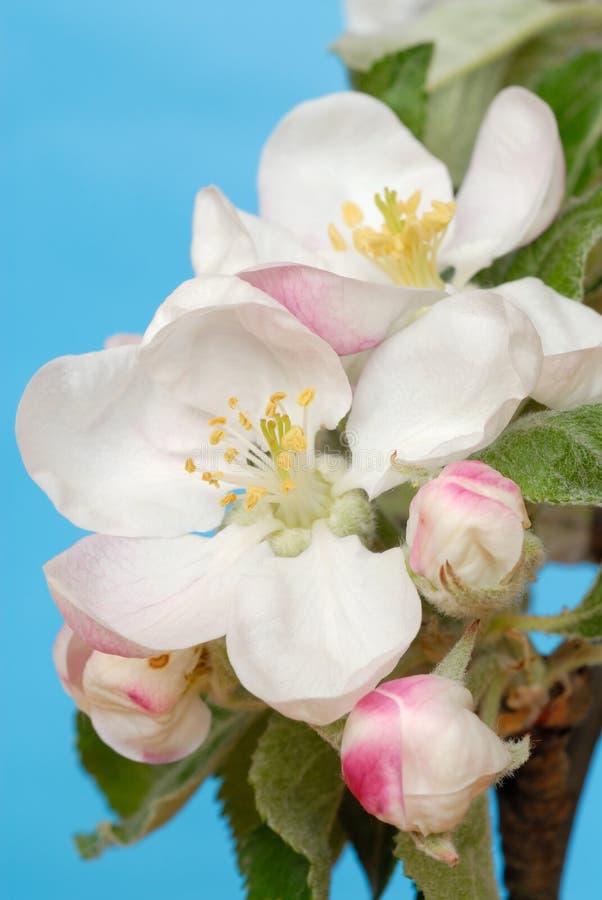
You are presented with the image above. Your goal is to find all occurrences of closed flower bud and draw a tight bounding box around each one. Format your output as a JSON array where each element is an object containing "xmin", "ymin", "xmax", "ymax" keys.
[
  {"xmin": 54, "ymin": 624, "xmax": 211, "ymax": 763},
  {"xmin": 341, "ymin": 675, "xmax": 511, "ymax": 835},
  {"xmin": 406, "ymin": 460, "xmax": 543, "ymax": 616}
]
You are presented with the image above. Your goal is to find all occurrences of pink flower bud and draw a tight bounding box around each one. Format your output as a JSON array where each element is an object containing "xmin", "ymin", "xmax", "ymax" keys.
[
  {"xmin": 341, "ymin": 675, "xmax": 511, "ymax": 835},
  {"xmin": 407, "ymin": 461, "xmax": 529, "ymax": 590},
  {"xmin": 53, "ymin": 624, "xmax": 211, "ymax": 763}
]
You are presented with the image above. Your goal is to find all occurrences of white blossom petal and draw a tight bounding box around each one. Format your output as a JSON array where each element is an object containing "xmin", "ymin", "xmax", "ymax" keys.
[
  {"xmin": 226, "ymin": 522, "xmax": 422, "ymax": 725},
  {"xmin": 346, "ymin": 291, "xmax": 542, "ymax": 496},
  {"xmin": 43, "ymin": 521, "xmax": 278, "ymax": 652},
  {"xmin": 16, "ymin": 344, "xmax": 221, "ymax": 537},
  {"xmin": 441, "ymin": 88, "xmax": 564, "ymax": 283},
  {"xmin": 345, "ymin": 0, "xmax": 438, "ymax": 33},
  {"xmin": 258, "ymin": 92, "xmax": 453, "ymax": 251},
  {"xmin": 496, "ymin": 278, "xmax": 602, "ymax": 409},
  {"xmin": 240, "ymin": 264, "xmax": 444, "ymax": 355},
  {"xmin": 139, "ymin": 290, "xmax": 353, "ymax": 432}
]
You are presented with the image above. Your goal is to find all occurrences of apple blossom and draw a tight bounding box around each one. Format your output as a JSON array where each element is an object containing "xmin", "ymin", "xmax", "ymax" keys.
[
  {"xmin": 341, "ymin": 674, "xmax": 512, "ymax": 835},
  {"xmin": 17, "ymin": 273, "xmax": 549, "ymax": 722},
  {"xmin": 192, "ymin": 87, "xmax": 565, "ymax": 343},
  {"xmin": 405, "ymin": 461, "xmax": 544, "ymax": 616},
  {"xmin": 343, "ymin": 0, "xmax": 447, "ymax": 35},
  {"xmin": 54, "ymin": 624, "xmax": 211, "ymax": 763}
]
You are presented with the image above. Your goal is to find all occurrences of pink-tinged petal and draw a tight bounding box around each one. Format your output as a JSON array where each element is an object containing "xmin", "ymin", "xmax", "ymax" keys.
[
  {"xmin": 89, "ymin": 691, "xmax": 211, "ymax": 764},
  {"xmin": 53, "ymin": 624, "xmax": 93, "ymax": 708},
  {"xmin": 16, "ymin": 344, "xmax": 223, "ymax": 537},
  {"xmin": 342, "ymin": 690, "xmax": 406, "ymax": 828},
  {"xmin": 226, "ymin": 522, "xmax": 422, "ymax": 725},
  {"xmin": 346, "ymin": 291, "xmax": 542, "ymax": 497},
  {"xmin": 259, "ymin": 92, "xmax": 452, "ymax": 251},
  {"xmin": 52, "ymin": 593, "xmax": 155, "ymax": 658},
  {"xmin": 104, "ymin": 333, "xmax": 142, "ymax": 348},
  {"xmin": 139, "ymin": 285, "xmax": 353, "ymax": 434},
  {"xmin": 496, "ymin": 278, "xmax": 602, "ymax": 409},
  {"xmin": 441, "ymin": 88, "xmax": 565, "ymax": 283},
  {"xmin": 43, "ymin": 520, "xmax": 277, "ymax": 652},
  {"xmin": 240, "ymin": 264, "xmax": 444, "ymax": 355}
]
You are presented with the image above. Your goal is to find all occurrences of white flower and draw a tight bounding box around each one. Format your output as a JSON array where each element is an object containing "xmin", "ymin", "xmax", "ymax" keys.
[
  {"xmin": 341, "ymin": 674, "xmax": 511, "ymax": 835},
  {"xmin": 54, "ymin": 624, "xmax": 211, "ymax": 763},
  {"xmin": 18, "ymin": 275, "xmax": 433, "ymax": 725},
  {"xmin": 343, "ymin": 0, "xmax": 447, "ymax": 35}
]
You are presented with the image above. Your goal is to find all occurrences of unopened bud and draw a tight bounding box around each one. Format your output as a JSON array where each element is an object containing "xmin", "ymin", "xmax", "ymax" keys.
[
  {"xmin": 406, "ymin": 460, "xmax": 543, "ymax": 616},
  {"xmin": 341, "ymin": 675, "xmax": 513, "ymax": 835}
]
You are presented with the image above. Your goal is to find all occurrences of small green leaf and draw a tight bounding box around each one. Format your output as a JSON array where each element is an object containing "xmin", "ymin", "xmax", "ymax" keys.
[
  {"xmin": 74, "ymin": 707, "xmax": 258, "ymax": 859},
  {"xmin": 474, "ymin": 187, "xmax": 602, "ymax": 300},
  {"xmin": 536, "ymin": 50, "xmax": 602, "ymax": 197},
  {"xmin": 338, "ymin": 789, "xmax": 397, "ymax": 900},
  {"xmin": 395, "ymin": 795, "xmax": 500, "ymax": 900},
  {"xmin": 473, "ymin": 405, "xmax": 602, "ymax": 506},
  {"xmin": 497, "ymin": 568, "xmax": 602, "ymax": 639},
  {"xmin": 216, "ymin": 714, "xmax": 312, "ymax": 900},
  {"xmin": 249, "ymin": 715, "xmax": 344, "ymax": 900},
  {"xmin": 350, "ymin": 45, "xmax": 433, "ymax": 138}
]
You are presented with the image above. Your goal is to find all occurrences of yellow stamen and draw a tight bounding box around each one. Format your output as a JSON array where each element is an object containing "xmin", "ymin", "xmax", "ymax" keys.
[
  {"xmin": 280, "ymin": 425, "xmax": 307, "ymax": 452},
  {"xmin": 342, "ymin": 201, "xmax": 364, "ymax": 227},
  {"xmin": 149, "ymin": 653, "xmax": 170, "ymax": 669},
  {"xmin": 328, "ymin": 222, "xmax": 347, "ymax": 252},
  {"xmin": 264, "ymin": 400, "xmax": 277, "ymax": 417},
  {"xmin": 228, "ymin": 396, "xmax": 238, "ymax": 409},
  {"xmin": 280, "ymin": 479, "xmax": 296, "ymax": 494},
  {"xmin": 223, "ymin": 448, "xmax": 238, "ymax": 464},
  {"xmin": 209, "ymin": 428, "xmax": 226, "ymax": 445},
  {"xmin": 297, "ymin": 387, "xmax": 315, "ymax": 407},
  {"xmin": 209, "ymin": 416, "xmax": 227, "ymax": 426},
  {"xmin": 244, "ymin": 485, "xmax": 267, "ymax": 510},
  {"xmin": 276, "ymin": 451, "xmax": 292, "ymax": 470},
  {"xmin": 202, "ymin": 470, "xmax": 223, "ymax": 487},
  {"xmin": 270, "ymin": 392, "xmax": 287, "ymax": 404},
  {"xmin": 184, "ymin": 457, "xmax": 196, "ymax": 473},
  {"xmin": 238, "ymin": 412, "xmax": 253, "ymax": 431},
  {"xmin": 329, "ymin": 187, "xmax": 456, "ymax": 288},
  {"xmin": 220, "ymin": 492, "xmax": 238, "ymax": 507}
]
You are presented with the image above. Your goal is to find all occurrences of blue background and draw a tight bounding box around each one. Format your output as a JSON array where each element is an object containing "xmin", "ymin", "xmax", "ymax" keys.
[{"xmin": 2, "ymin": 2, "xmax": 599, "ymax": 897}]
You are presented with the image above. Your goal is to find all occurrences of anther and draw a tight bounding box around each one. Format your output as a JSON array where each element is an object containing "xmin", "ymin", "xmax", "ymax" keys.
[
  {"xmin": 244, "ymin": 485, "xmax": 267, "ymax": 510},
  {"xmin": 184, "ymin": 457, "xmax": 196, "ymax": 473},
  {"xmin": 148, "ymin": 654, "xmax": 170, "ymax": 669},
  {"xmin": 281, "ymin": 425, "xmax": 307, "ymax": 452},
  {"xmin": 342, "ymin": 201, "xmax": 364, "ymax": 227},
  {"xmin": 328, "ymin": 223, "xmax": 347, "ymax": 252},
  {"xmin": 220, "ymin": 492, "xmax": 238, "ymax": 507},
  {"xmin": 297, "ymin": 387, "xmax": 316, "ymax": 407},
  {"xmin": 209, "ymin": 429, "xmax": 225, "ymax": 445}
]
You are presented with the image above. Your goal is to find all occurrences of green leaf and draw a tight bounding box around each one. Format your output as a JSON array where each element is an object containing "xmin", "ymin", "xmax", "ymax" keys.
[
  {"xmin": 74, "ymin": 707, "xmax": 258, "ymax": 859},
  {"xmin": 473, "ymin": 405, "xmax": 602, "ymax": 506},
  {"xmin": 216, "ymin": 714, "xmax": 312, "ymax": 900},
  {"xmin": 338, "ymin": 790, "xmax": 397, "ymax": 900},
  {"xmin": 350, "ymin": 45, "xmax": 433, "ymax": 138},
  {"xmin": 395, "ymin": 795, "xmax": 500, "ymax": 900},
  {"xmin": 536, "ymin": 50, "xmax": 602, "ymax": 197},
  {"xmin": 249, "ymin": 715, "xmax": 345, "ymax": 900},
  {"xmin": 497, "ymin": 568, "xmax": 602, "ymax": 639},
  {"xmin": 474, "ymin": 187, "xmax": 602, "ymax": 300}
]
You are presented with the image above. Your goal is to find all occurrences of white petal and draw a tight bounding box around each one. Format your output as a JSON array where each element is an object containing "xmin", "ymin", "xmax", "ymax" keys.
[
  {"xmin": 191, "ymin": 186, "xmax": 257, "ymax": 275},
  {"xmin": 346, "ymin": 291, "xmax": 542, "ymax": 496},
  {"xmin": 16, "ymin": 344, "xmax": 222, "ymax": 537},
  {"xmin": 43, "ymin": 520, "xmax": 278, "ymax": 652},
  {"xmin": 259, "ymin": 92, "xmax": 452, "ymax": 251},
  {"xmin": 241, "ymin": 264, "xmax": 444, "ymax": 355},
  {"xmin": 89, "ymin": 692, "xmax": 211, "ymax": 764},
  {"xmin": 441, "ymin": 87, "xmax": 565, "ymax": 283},
  {"xmin": 143, "ymin": 275, "xmax": 278, "ymax": 344},
  {"xmin": 496, "ymin": 278, "xmax": 602, "ymax": 409},
  {"xmin": 140, "ymin": 289, "xmax": 353, "ymax": 433},
  {"xmin": 226, "ymin": 522, "xmax": 422, "ymax": 725}
]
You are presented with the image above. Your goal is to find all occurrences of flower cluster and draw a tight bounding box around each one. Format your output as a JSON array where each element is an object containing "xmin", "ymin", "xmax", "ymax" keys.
[{"xmin": 17, "ymin": 84, "xmax": 602, "ymax": 838}]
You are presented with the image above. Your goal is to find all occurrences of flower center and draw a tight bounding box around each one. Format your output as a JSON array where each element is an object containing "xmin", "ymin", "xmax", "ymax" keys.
[
  {"xmin": 185, "ymin": 388, "xmax": 333, "ymax": 529},
  {"xmin": 328, "ymin": 188, "xmax": 455, "ymax": 289}
]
